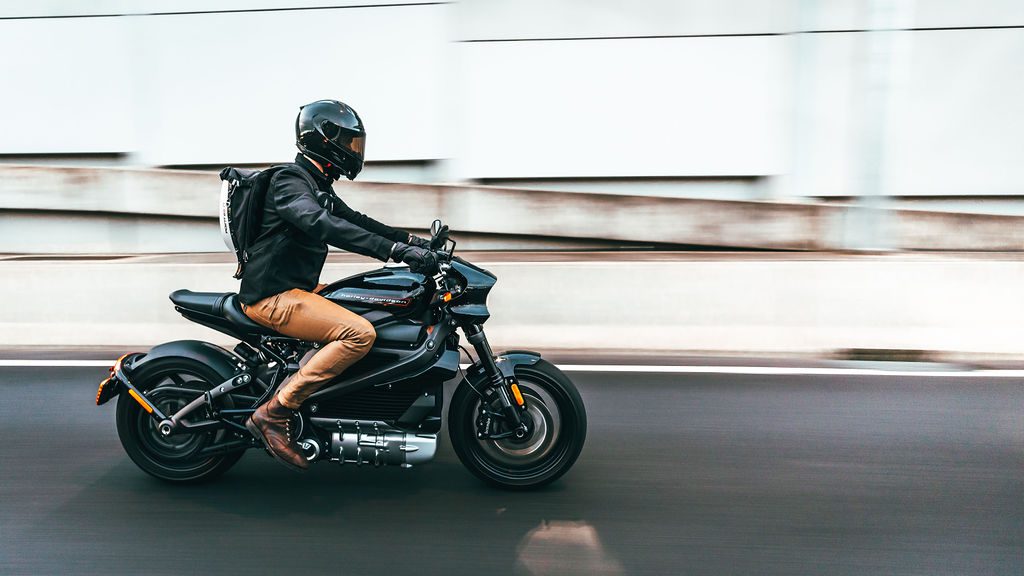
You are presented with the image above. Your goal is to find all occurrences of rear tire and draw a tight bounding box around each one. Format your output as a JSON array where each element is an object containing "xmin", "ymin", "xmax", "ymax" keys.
[
  {"xmin": 449, "ymin": 359, "xmax": 587, "ymax": 490},
  {"xmin": 116, "ymin": 358, "xmax": 245, "ymax": 483}
]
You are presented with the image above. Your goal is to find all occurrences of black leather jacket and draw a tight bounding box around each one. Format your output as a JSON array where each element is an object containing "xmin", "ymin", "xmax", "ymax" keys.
[{"xmin": 238, "ymin": 154, "xmax": 409, "ymax": 305}]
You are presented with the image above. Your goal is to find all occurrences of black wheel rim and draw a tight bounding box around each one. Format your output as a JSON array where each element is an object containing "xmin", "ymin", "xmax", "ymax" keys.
[
  {"xmin": 131, "ymin": 369, "xmax": 221, "ymax": 473},
  {"xmin": 467, "ymin": 371, "xmax": 577, "ymax": 483}
]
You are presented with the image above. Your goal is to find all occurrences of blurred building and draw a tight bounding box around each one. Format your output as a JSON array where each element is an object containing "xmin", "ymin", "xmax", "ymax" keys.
[{"xmin": 1, "ymin": 1, "xmax": 1022, "ymax": 252}]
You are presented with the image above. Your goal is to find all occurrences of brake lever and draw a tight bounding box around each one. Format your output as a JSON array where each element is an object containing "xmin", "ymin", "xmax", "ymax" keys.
[
  {"xmin": 432, "ymin": 265, "xmax": 448, "ymax": 289},
  {"xmin": 431, "ymin": 261, "xmax": 453, "ymax": 294}
]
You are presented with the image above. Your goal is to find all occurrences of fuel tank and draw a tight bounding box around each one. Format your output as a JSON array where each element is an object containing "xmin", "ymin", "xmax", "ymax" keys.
[
  {"xmin": 321, "ymin": 267, "xmax": 428, "ymax": 311},
  {"xmin": 319, "ymin": 267, "xmax": 432, "ymax": 349}
]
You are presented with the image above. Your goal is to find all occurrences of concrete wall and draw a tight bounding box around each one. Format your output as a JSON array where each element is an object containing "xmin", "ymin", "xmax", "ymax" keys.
[
  {"xmin": 0, "ymin": 1, "xmax": 1021, "ymax": 201},
  {"xmin": 4, "ymin": 253, "xmax": 1024, "ymax": 358},
  {"xmin": 7, "ymin": 164, "xmax": 1024, "ymax": 253}
]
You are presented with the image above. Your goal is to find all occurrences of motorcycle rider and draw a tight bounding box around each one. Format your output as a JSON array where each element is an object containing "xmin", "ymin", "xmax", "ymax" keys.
[{"xmin": 241, "ymin": 99, "xmax": 437, "ymax": 471}]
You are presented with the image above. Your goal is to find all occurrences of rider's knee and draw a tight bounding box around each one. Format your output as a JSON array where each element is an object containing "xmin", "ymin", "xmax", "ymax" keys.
[{"xmin": 350, "ymin": 317, "xmax": 376, "ymax": 352}]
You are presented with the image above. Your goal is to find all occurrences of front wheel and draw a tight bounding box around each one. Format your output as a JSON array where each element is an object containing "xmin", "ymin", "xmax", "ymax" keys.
[{"xmin": 449, "ymin": 359, "xmax": 587, "ymax": 490}]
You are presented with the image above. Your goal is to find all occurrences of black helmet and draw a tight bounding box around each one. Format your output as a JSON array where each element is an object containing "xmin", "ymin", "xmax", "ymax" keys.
[{"xmin": 295, "ymin": 100, "xmax": 366, "ymax": 180}]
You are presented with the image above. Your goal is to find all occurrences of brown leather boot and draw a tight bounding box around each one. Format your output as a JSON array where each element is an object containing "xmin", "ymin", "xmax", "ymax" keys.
[{"xmin": 246, "ymin": 395, "xmax": 309, "ymax": 472}]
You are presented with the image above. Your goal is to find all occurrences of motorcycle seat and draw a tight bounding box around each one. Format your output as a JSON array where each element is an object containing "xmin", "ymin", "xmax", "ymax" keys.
[{"xmin": 169, "ymin": 289, "xmax": 276, "ymax": 336}]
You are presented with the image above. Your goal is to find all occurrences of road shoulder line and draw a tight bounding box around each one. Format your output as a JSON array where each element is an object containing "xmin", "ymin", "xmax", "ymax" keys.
[{"xmin": 3, "ymin": 359, "xmax": 1024, "ymax": 378}]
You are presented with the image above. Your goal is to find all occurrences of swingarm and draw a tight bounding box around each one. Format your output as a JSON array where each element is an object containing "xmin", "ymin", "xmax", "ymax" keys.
[{"xmin": 105, "ymin": 362, "xmax": 261, "ymax": 438}]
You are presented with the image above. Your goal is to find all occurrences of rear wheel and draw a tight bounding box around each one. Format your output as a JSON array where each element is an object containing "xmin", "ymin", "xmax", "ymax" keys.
[
  {"xmin": 116, "ymin": 358, "xmax": 245, "ymax": 483},
  {"xmin": 449, "ymin": 359, "xmax": 587, "ymax": 490}
]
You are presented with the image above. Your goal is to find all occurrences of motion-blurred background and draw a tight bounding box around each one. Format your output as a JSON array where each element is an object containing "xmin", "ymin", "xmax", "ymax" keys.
[
  {"xmin": 2, "ymin": 0, "xmax": 1023, "ymax": 356},
  {"xmin": 2, "ymin": 5, "xmax": 1023, "ymax": 576}
]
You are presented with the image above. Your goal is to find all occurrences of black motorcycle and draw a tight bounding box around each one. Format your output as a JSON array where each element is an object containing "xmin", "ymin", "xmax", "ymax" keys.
[{"xmin": 95, "ymin": 221, "xmax": 586, "ymax": 489}]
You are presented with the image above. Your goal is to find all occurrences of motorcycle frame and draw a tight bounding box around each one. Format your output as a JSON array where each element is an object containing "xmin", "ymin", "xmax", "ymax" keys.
[{"xmin": 106, "ymin": 263, "xmax": 535, "ymax": 456}]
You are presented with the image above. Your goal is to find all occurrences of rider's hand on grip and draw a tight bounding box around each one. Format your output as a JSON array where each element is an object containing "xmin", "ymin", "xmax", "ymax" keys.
[{"xmin": 392, "ymin": 243, "xmax": 439, "ymax": 275}]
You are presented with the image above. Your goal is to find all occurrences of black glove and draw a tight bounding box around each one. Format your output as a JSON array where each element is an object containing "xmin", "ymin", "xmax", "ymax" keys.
[
  {"xmin": 392, "ymin": 243, "xmax": 439, "ymax": 275},
  {"xmin": 407, "ymin": 233, "xmax": 431, "ymax": 249}
]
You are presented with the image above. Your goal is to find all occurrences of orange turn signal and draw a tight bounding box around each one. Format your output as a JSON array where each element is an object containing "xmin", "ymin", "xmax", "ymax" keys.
[
  {"xmin": 128, "ymin": 388, "xmax": 154, "ymax": 413},
  {"xmin": 95, "ymin": 377, "xmax": 112, "ymax": 405},
  {"xmin": 510, "ymin": 383, "xmax": 525, "ymax": 406},
  {"xmin": 442, "ymin": 292, "xmax": 452, "ymax": 302}
]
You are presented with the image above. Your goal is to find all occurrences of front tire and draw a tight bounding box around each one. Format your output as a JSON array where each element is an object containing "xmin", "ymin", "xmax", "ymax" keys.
[
  {"xmin": 115, "ymin": 358, "xmax": 244, "ymax": 483},
  {"xmin": 449, "ymin": 359, "xmax": 587, "ymax": 490}
]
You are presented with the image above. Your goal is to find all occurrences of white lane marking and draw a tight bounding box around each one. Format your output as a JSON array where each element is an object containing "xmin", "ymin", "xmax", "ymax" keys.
[
  {"xmin": 551, "ymin": 365, "xmax": 1024, "ymax": 378},
  {"xmin": 16, "ymin": 261, "xmax": 685, "ymax": 268},
  {"xmin": 2, "ymin": 360, "xmax": 1023, "ymax": 378},
  {"xmin": 0, "ymin": 360, "xmax": 115, "ymax": 367}
]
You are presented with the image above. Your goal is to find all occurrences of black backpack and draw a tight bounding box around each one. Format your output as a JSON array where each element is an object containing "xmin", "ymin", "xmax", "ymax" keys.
[{"xmin": 218, "ymin": 164, "xmax": 315, "ymax": 279}]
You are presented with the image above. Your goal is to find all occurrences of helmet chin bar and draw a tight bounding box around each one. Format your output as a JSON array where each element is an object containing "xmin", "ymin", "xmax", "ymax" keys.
[
  {"xmin": 298, "ymin": 146, "xmax": 353, "ymax": 181},
  {"xmin": 298, "ymin": 143, "xmax": 362, "ymax": 181}
]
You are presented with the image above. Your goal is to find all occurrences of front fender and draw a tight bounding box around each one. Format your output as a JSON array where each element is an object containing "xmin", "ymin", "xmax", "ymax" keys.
[
  {"xmin": 129, "ymin": 340, "xmax": 243, "ymax": 382},
  {"xmin": 464, "ymin": 350, "xmax": 542, "ymax": 385}
]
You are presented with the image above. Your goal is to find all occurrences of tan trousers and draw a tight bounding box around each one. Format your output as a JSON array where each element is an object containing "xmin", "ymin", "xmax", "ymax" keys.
[{"xmin": 242, "ymin": 288, "xmax": 376, "ymax": 409}]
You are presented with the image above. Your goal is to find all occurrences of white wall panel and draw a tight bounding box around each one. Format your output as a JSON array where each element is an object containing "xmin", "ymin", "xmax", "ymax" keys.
[
  {"xmin": 0, "ymin": 4, "xmax": 450, "ymax": 164},
  {"xmin": 886, "ymin": 28, "xmax": 1024, "ymax": 196},
  {"xmin": 1, "ymin": 1, "xmax": 1022, "ymax": 201},
  {"xmin": 0, "ymin": 17, "xmax": 135, "ymax": 153},
  {"xmin": 806, "ymin": 0, "xmax": 1024, "ymax": 32},
  {"xmin": 457, "ymin": 0, "xmax": 1024, "ymax": 41},
  {"xmin": 457, "ymin": 0, "xmax": 793, "ymax": 40},
  {"xmin": 799, "ymin": 29, "xmax": 1024, "ymax": 197},
  {"xmin": 457, "ymin": 36, "xmax": 788, "ymax": 178},
  {"xmin": 792, "ymin": 32, "xmax": 861, "ymax": 197},
  {"xmin": 0, "ymin": 1, "xmax": 439, "ymax": 18},
  {"xmin": 904, "ymin": 0, "xmax": 1024, "ymax": 29},
  {"xmin": 135, "ymin": 4, "xmax": 451, "ymax": 165}
]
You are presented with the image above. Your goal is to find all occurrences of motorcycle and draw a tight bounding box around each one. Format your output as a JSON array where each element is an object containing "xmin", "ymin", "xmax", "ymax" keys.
[{"xmin": 95, "ymin": 220, "xmax": 587, "ymax": 489}]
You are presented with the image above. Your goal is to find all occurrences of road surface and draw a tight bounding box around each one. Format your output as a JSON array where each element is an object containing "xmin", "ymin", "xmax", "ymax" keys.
[{"xmin": 1, "ymin": 363, "xmax": 1021, "ymax": 575}]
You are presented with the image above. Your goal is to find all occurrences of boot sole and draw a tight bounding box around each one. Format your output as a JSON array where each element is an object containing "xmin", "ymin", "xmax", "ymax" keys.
[{"xmin": 245, "ymin": 419, "xmax": 308, "ymax": 473}]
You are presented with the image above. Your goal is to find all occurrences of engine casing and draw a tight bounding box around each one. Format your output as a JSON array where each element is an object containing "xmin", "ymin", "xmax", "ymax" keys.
[{"xmin": 328, "ymin": 419, "xmax": 436, "ymax": 468}]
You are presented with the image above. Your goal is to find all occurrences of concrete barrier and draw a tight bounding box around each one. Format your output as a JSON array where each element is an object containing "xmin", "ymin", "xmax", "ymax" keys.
[
  {"xmin": 2, "ymin": 252, "xmax": 1023, "ymax": 358},
  {"xmin": 5, "ymin": 165, "xmax": 1024, "ymax": 253}
]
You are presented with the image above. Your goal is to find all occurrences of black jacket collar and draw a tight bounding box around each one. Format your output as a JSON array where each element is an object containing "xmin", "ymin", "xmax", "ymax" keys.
[{"xmin": 294, "ymin": 153, "xmax": 333, "ymax": 190}]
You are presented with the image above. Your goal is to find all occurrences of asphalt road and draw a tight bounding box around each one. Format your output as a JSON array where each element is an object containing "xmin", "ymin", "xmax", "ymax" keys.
[{"xmin": 1, "ymin": 366, "xmax": 1021, "ymax": 576}]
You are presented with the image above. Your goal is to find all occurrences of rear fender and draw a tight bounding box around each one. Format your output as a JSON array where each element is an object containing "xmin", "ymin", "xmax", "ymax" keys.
[
  {"xmin": 129, "ymin": 340, "xmax": 244, "ymax": 382},
  {"xmin": 98, "ymin": 341, "xmax": 245, "ymax": 415}
]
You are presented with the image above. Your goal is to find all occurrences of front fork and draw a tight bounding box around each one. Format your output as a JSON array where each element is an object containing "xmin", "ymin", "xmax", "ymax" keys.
[{"xmin": 462, "ymin": 324, "xmax": 532, "ymax": 440}]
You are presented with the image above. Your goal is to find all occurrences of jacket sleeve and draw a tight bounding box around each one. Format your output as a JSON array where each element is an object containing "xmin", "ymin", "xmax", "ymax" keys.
[
  {"xmin": 269, "ymin": 171, "xmax": 395, "ymax": 261},
  {"xmin": 329, "ymin": 195, "xmax": 410, "ymax": 244}
]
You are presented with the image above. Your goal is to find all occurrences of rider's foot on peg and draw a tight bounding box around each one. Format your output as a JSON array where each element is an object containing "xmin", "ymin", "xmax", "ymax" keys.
[{"xmin": 245, "ymin": 395, "xmax": 309, "ymax": 472}]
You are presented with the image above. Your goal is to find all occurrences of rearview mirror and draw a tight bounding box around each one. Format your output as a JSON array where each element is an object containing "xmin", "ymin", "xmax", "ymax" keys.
[{"xmin": 430, "ymin": 219, "xmax": 442, "ymax": 237}]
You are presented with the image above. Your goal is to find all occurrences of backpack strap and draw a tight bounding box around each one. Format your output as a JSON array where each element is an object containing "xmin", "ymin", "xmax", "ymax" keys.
[
  {"xmin": 256, "ymin": 163, "xmax": 322, "ymax": 242},
  {"xmin": 272, "ymin": 163, "xmax": 318, "ymax": 195},
  {"xmin": 272, "ymin": 163, "xmax": 338, "ymax": 215}
]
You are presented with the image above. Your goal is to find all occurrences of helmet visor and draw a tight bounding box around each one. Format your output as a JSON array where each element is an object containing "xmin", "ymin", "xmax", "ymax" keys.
[
  {"xmin": 322, "ymin": 120, "xmax": 365, "ymax": 160},
  {"xmin": 327, "ymin": 132, "xmax": 364, "ymax": 161},
  {"xmin": 346, "ymin": 135, "xmax": 365, "ymax": 159}
]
